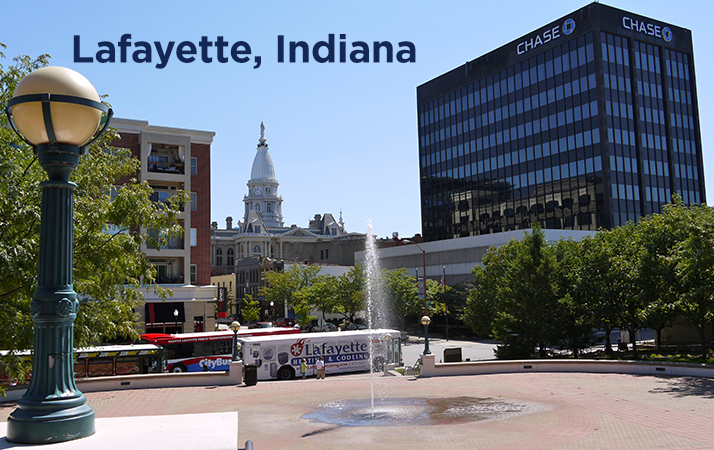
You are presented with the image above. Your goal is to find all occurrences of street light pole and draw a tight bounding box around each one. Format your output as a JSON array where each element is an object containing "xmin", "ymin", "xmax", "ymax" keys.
[
  {"xmin": 443, "ymin": 266, "xmax": 448, "ymax": 341},
  {"xmin": 5, "ymin": 66, "xmax": 112, "ymax": 444},
  {"xmin": 414, "ymin": 243, "xmax": 427, "ymax": 315},
  {"xmin": 230, "ymin": 321, "xmax": 241, "ymax": 361},
  {"xmin": 421, "ymin": 315, "xmax": 432, "ymax": 355}
]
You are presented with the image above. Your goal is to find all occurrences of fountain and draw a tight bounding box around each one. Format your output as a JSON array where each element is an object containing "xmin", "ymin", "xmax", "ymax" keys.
[
  {"xmin": 300, "ymin": 221, "xmax": 545, "ymax": 429},
  {"xmin": 364, "ymin": 221, "xmax": 385, "ymax": 417},
  {"xmin": 302, "ymin": 397, "xmax": 537, "ymax": 427}
]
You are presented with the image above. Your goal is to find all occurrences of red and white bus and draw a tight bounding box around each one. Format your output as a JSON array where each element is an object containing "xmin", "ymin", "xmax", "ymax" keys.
[
  {"xmin": 141, "ymin": 327, "xmax": 300, "ymax": 373},
  {"xmin": 238, "ymin": 329, "xmax": 402, "ymax": 381}
]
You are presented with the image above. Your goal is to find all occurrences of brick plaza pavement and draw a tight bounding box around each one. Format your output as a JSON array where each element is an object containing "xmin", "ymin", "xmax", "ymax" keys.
[{"xmin": 1, "ymin": 371, "xmax": 714, "ymax": 449}]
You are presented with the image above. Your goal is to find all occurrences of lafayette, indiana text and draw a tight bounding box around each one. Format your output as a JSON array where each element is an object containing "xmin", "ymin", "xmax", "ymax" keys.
[{"xmin": 73, "ymin": 34, "xmax": 416, "ymax": 69}]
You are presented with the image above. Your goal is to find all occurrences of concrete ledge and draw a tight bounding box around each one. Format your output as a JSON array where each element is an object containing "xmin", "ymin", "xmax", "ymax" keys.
[
  {"xmin": 0, "ymin": 412, "xmax": 238, "ymax": 450},
  {"xmin": 418, "ymin": 355, "xmax": 714, "ymax": 378},
  {"xmin": 2, "ymin": 361, "xmax": 243, "ymax": 403}
]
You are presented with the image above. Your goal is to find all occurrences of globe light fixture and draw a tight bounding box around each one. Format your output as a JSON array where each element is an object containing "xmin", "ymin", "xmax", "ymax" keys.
[
  {"xmin": 230, "ymin": 321, "xmax": 242, "ymax": 361},
  {"xmin": 421, "ymin": 315, "xmax": 432, "ymax": 355},
  {"xmin": 5, "ymin": 66, "xmax": 112, "ymax": 444}
]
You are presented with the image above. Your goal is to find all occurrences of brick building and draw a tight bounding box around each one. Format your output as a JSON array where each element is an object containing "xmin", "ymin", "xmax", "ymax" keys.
[{"xmin": 112, "ymin": 118, "xmax": 217, "ymax": 334}]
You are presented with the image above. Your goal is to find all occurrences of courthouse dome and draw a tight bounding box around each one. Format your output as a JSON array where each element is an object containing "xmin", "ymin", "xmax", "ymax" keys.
[{"xmin": 249, "ymin": 122, "xmax": 277, "ymax": 182}]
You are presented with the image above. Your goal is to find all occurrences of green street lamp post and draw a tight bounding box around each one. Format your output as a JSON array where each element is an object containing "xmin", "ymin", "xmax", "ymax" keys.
[
  {"xmin": 230, "ymin": 321, "xmax": 242, "ymax": 361},
  {"xmin": 421, "ymin": 315, "xmax": 432, "ymax": 355},
  {"xmin": 5, "ymin": 66, "xmax": 112, "ymax": 444}
]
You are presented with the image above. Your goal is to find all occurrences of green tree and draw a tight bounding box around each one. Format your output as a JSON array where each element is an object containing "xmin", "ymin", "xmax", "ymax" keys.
[
  {"xmin": 383, "ymin": 268, "xmax": 446, "ymax": 331},
  {"xmin": 670, "ymin": 204, "xmax": 714, "ymax": 357},
  {"xmin": 495, "ymin": 226, "xmax": 561, "ymax": 358},
  {"xmin": 552, "ymin": 238, "xmax": 597, "ymax": 356},
  {"xmin": 637, "ymin": 198, "xmax": 688, "ymax": 349},
  {"xmin": 464, "ymin": 227, "xmax": 583, "ymax": 359},
  {"xmin": 464, "ymin": 243, "xmax": 511, "ymax": 338},
  {"xmin": 333, "ymin": 265, "xmax": 366, "ymax": 324},
  {"xmin": 0, "ymin": 48, "xmax": 188, "ymax": 385},
  {"xmin": 383, "ymin": 268, "xmax": 422, "ymax": 331},
  {"xmin": 577, "ymin": 233, "xmax": 621, "ymax": 353},
  {"xmin": 261, "ymin": 264, "xmax": 322, "ymax": 327},
  {"xmin": 241, "ymin": 295, "xmax": 260, "ymax": 323},
  {"xmin": 293, "ymin": 274, "xmax": 340, "ymax": 327}
]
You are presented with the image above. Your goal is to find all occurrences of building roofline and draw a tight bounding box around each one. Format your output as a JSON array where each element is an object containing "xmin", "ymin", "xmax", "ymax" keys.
[{"xmin": 112, "ymin": 117, "xmax": 216, "ymax": 144}]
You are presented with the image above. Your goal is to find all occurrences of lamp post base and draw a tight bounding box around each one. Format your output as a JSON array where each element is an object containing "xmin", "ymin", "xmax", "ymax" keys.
[{"xmin": 6, "ymin": 397, "xmax": 95, "ymax": 444}]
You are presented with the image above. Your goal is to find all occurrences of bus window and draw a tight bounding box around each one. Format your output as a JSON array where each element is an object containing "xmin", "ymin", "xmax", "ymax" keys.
[
  {"xmin": 195, "ymin": 342, "xmax": 213, "ymax": 357},
  {"xmin": 115, "ymin": 356, "xmax": 141, "ymax": 375},
  {"xmin": 88, "ymin": 359, "xmax": 113, "ymax": 377},
  {"xmin": 74, "ymin": 361, "xmax": 87, "ymax": 378},
  {"xmin": 215, "ymin": 340, "xmax": 232, "ymax": 355}
]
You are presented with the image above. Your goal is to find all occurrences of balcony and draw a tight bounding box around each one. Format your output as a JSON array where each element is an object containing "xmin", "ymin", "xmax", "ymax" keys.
[
  {"xmin": 147, "ymin": 229, "xmax": 185, "ymax": 250},
  {"xmin": 148, "ymin": 144, "xmax": 185, "ymax": 175}
]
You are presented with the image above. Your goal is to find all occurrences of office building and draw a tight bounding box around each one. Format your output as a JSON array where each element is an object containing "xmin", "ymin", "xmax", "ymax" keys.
[{"xmin": 417, "ymin": 2, "xmax": 704, "ymax": 241}]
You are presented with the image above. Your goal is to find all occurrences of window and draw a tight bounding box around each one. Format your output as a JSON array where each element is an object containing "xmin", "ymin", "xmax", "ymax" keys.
[
  {"xmin": 190, "ymin": 228, "xmax": 197, "ymax": 247},
  {"xmin": 191, "ymin": 157, "xmax": 197, "ymax": 175},
  {"xmin": 215, "ymin": 248, "xmax": 223, "ymax": 266},
  {"xmin": 227, "ymin": 248, "xmax": 234, "ymax": 267},
  {"xmin": 190, "ymin": 264, "xmax": 197, "ymax": 284},
  {"xmin": 190, "ymin": 192, "xmax": 197, "ymax": 211}
]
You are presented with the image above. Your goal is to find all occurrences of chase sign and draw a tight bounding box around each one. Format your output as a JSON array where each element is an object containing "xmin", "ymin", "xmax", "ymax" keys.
[
  {"xmin": 517, "ymin": 18, "xmax": 576, "ymax": 55},
  {"xmin": 622, "ymin": 16, "xmax": 673, "ymax": 42}
]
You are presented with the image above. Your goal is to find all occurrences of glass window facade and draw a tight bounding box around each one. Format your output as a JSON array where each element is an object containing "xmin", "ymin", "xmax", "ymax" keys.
[{"xmin": 417, "ymin": 3, "xmax": 704, "ymax": 242}]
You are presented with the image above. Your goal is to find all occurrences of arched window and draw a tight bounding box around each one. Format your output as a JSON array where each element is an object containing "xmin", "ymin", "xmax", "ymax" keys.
[
  {"xmin": 216, "ymin": 248, "xmax": 223, "ymax": 266},
  {"xmin": 255, "ymin": 203, "xmax": 260, "ymax": 212},
  {"xmin": 227, "ymin": 248, "xmax": 234, "ymax": 267},
  {"xmin": 252, "ymin": 245, "xmax": 261, "ymax": 255}
]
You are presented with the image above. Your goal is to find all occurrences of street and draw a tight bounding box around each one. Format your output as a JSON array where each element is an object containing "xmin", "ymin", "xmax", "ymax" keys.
[{"xmin": 401, "ymin": 336, "xmax": 497, "ymax": 366}]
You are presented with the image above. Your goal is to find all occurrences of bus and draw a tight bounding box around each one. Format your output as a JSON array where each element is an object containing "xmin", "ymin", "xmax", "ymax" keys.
[
  {"xmin": 238, "ymin": 329, "xmax": 402, "ymax": 381},
  {"xmin": 1, "ymin": 344, "xmax": 164, "ymax": 384},
  {"xmin": 73, "ymin": 344, "xmax": 164, "ymax": 378},
  {"xmin": 140, "ymin": 327, "xmax": 301, "ymax": 373}
]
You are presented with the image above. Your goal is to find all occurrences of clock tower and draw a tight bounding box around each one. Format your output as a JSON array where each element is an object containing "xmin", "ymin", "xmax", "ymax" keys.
[{"xmin": 244, "ymin": 122, "xmax": 283, "ymax": 228}]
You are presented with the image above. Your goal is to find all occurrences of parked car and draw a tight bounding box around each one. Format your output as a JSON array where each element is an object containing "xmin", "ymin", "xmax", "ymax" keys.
[
  {"xmin": 305, "ymin": 320, "xmax": 338, "ymax": 332},
  {"xmin": 248, "ymin": 321, "xmax": 274, "ymax": 329},
  {"xmin": 345, "ymin": 323, "xmax": 367, "ymax": 331},
  {"xmin": 315, "ymin": 322, "xmax": 338, "ymax": 332},
  {"xmin": 273, "ymin": 318, "xmax": 292, "ymax": 327}
]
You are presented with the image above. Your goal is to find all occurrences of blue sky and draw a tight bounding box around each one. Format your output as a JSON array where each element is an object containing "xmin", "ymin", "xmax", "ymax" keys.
[{"xmin": 3, "ymin": 1, "xmax": 712, "ymax": 239}]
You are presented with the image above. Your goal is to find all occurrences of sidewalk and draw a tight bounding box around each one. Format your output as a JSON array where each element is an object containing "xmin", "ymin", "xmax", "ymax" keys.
[{"xmin": 2, "ymin": 371, "xmax": 713, "ymax": 449}]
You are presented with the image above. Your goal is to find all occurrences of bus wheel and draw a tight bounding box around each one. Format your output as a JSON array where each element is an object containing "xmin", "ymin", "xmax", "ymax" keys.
[
  {"xmin": 277, "ymin": 366, "xmax": 294, "ymax": 380},
  {"xmin": 171, "ymin": 364, "xmax": 187, "ymax": 373}
]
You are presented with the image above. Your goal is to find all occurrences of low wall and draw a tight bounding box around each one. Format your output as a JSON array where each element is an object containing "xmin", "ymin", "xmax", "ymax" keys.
[
  {"xmin": 418, "ymin": 355, "xmax": 714, "ymax": 378},
  {"xmin": 2, "ymin": 361, "xmax": 243, "ymax": 403}
]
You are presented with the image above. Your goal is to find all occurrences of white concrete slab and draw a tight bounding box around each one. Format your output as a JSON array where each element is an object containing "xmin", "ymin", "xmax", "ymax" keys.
[{"xmin": 0, "ymin": 412, "xmax": 238, "ymax": 450}]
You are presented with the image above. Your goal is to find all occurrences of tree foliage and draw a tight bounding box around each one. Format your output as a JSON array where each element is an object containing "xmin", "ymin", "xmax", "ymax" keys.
[
  {"xmin": 0, "ymin": 47, "xmax": 188, "ymax": 384},
  {"xmin": 464, "ymin": 198, "xmax": 714, "ymax": 359},
  {"xmin": 241, "ymin": 295, "xmax": 260, "ymax": 323}
]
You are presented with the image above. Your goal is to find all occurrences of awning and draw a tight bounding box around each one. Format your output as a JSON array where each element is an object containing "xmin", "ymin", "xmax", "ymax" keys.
[{"xmin": 145, "ymin": 303, "xmax": 185, "ymax": 324}]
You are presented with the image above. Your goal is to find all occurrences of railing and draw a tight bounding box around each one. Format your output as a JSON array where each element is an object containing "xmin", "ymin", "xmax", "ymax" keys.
[{"xmin": 148, "ymin": 155, "xmax": 185, "ymax": 175}]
